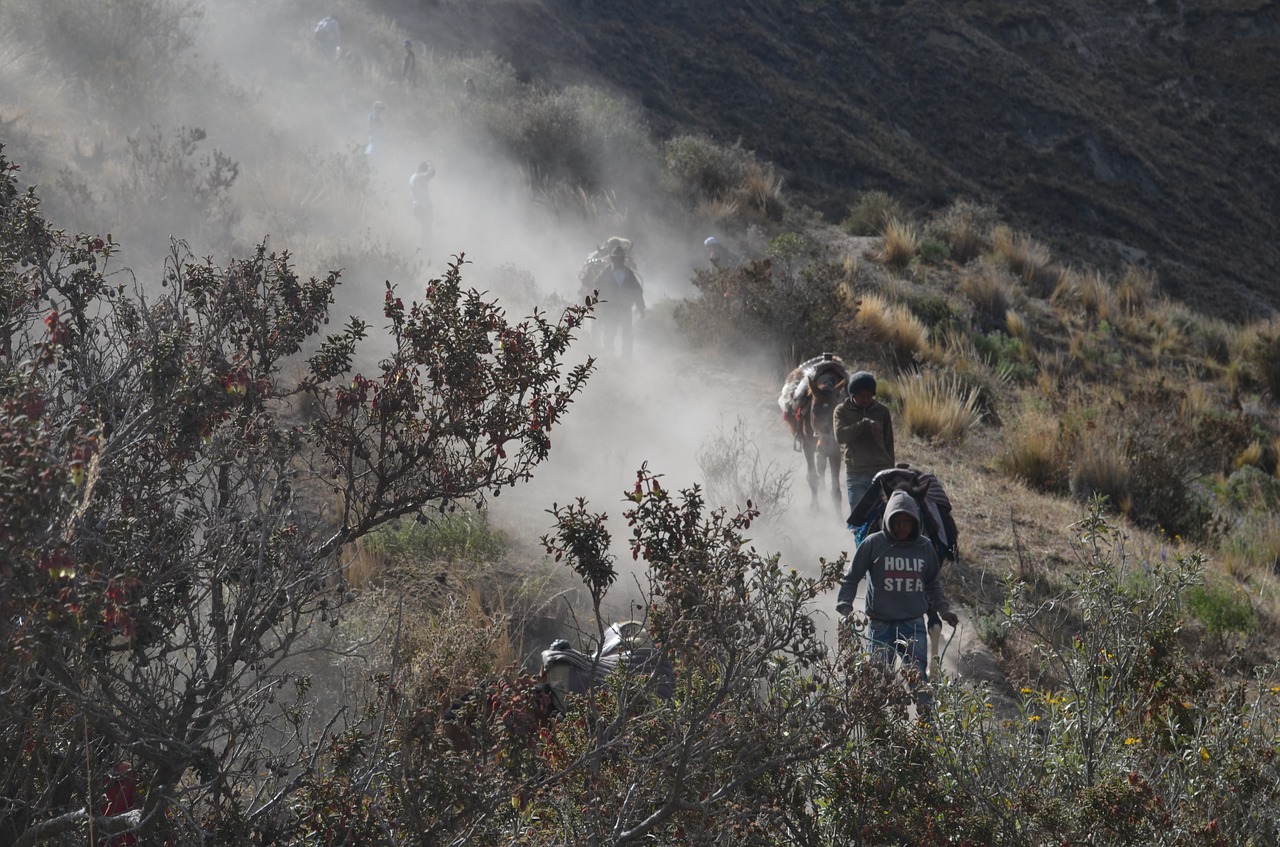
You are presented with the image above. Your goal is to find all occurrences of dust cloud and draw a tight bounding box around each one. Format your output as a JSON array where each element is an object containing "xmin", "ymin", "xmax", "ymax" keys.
[{"xmin": 1, "ymin": 0, "xmax": 857, "ymax": 640}]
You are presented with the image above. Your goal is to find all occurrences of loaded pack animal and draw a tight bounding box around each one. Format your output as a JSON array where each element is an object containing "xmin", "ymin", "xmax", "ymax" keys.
[
  {"xmin": 441, "ymin": 621, "xmax": 673, "ymax": 752},
  {"xmin": 779, "ymin": 353, "xmax": 849, "ymax": 512},
  {"xmin": 540, "ymin": 621, "xmax": 674, "ymax": 712}
]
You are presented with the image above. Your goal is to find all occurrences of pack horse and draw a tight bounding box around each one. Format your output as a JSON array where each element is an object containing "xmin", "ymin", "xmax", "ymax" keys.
[{"xmin": 779, "ymin": 353, "xmax": 848, "ymax": 512}]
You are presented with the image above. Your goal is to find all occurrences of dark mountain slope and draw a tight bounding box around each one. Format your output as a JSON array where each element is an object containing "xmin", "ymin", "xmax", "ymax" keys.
[{"xmin": 399, "ymin": 0, "xmax": 1280, "ymax": 318}]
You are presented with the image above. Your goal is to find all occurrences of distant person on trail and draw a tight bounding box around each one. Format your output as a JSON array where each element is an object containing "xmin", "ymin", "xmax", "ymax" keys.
[
  {"xmin": 409, "ymin": 160, "xmax": 436, "ymax": 251},
  {"xmin": 836, "ymin": 489, "xmax": 959, "ymax": 716},
  {"xmin": 592, "ymin": 243, "xmax": 646, "ymax": 359},
  {"xmin": 314, "ymin": 16, "xmax": 341, "ymax": 62},
  {"xmin": 401, "ymin": 40, "xmax": 419, "ymax": 88},
  {"xmin": 366, "ymin": 101, "xmax": 386, "ymax": 156},
  {"xmin": 463, "ymin": 77, "xmax": 477, "ymax": 99},
  {"xmin": 835, "ymin": 370, "xmax": 895, "ymax": 520},
  {"xmin": 704, "ymin": 235, "xmax": 740, "ymax": 270}
]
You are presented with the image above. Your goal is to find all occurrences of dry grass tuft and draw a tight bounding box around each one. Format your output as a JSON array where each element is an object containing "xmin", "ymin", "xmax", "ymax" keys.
[
  {"xmin": 1053, "ymin": 269, "xmax": 1116, "ymax": 321},
  {"xmin": 997, "ymin": 405, "xmax": 1067, "ymax": 493},
  {"xmin": 991, "ymin": 224, "xmax": 1062, "ymax": 296},
  {"xmin": 1005, "ymin": 309, "xmax": 1033, "ymax": 346},
  {"xmin": 1219, "ymin": 513, "xmax": 1280, "ymax": 582},
  {"xmin": 896, "ymin": 369, "xmax": 984, "ymax": 443},
  {"xmin": 1234, "ymin": 440, "xmax": 1279, "ymax": 475},
  {"xmin": 960, "ymin": 263, "xmax": 1017, "ymax": 331},
  {"xmin": 881, "ymin": 216, "xmax": 919, "ymax": 271},
  {"xmin": 927, "ymin": 198, "xmax": 997, "ymax": 265},
  {"xmin": 1115, "ymin": 264, "xmax": 1158, "ymax": 315},
  {"xmin": 740, "ymin": 161, "xmax": 784, "ymax": 220},
  {"xmin": 856, "ymin": 291, "xmax": 930, "ymax": 365},
  {"xmin": 1069, "ymin": 436, "xmax": 1132, "ymax": 513},
  {"xmin": 698, "ymin": 194, "xmax": 740, "ymax": 224}
]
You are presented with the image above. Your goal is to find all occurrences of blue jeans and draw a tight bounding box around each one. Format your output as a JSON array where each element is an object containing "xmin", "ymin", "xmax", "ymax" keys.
[
  {"xmin": 846, "ymin": 471, "xmax": 875, "ymax": 526},
  {"xmin": 867, "ymin": 617, "xmax": 933, "ymax": 712},
  {"xmin": 867, "ymin": 617, "xmax": 929, "ymax": 677}
]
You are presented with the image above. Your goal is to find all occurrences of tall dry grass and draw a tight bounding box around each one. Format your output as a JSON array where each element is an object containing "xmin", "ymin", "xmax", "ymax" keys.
[
  {"xmin": 1069, "ymin": 436, "xmax": 1132, "ymax": 513},
  {"xmin": 1053, "ymin": 268, "xmax": 1116, "ymax": 322},
  {"xmin": 881, "ymin": 216, "xmax": 919, "ymax": 271},
  {"xmin": 926, "ymin": 197, "xmax": 997, "ymax": 264},
  {"xmin": 896, "ymin": 368, "xmax": 984, "ymax": 443},
  {"xmin": 991, "ymin": 224, "xmax": 1062, "ymax": 296},
  {"xmin": 996, "ymin": 405, "xmax": 1067, "ymax": 492},
  {"xmin": 856, "ymin": 291, "xmax": 930, "ymax": 365}
]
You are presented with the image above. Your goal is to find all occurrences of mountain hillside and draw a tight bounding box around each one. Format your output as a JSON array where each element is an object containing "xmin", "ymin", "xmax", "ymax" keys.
[{"xmin": 390, "ymin": 0, "xmax": 1280, "ymax": 318}]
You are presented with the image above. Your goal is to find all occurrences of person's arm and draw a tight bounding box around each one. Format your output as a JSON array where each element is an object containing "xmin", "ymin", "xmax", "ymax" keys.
[
  {"xmin": 836, "ymin": 544, "xmax": 872, "ymax": 615},
  {"xmin": 834, "ymin": 402, "xmax": 866, "ymax": 446},
  {"xmin": 631, "ymin": 272, "xmax": 645, "ymax": 315}
]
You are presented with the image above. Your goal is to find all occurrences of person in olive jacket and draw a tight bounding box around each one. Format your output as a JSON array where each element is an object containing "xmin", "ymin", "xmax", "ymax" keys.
[{"xmin": 834, "ymin": 371, "xmax": 895, "ymax": 515}]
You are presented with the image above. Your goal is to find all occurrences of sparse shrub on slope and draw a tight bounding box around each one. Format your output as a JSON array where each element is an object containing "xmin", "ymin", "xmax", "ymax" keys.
[
  {"xmin": 675, "ymin": 251, "xmax": 852, "ymax": 358},
  {"xmin": 840, "ymin": 189, "xmax": 903, "ymax": 236},
  {"xmin": 991, "ymin": 223, "xmax": 1063, "ymax": 297},
  {"xmin": 3, "ymin": 0, "xmax": 202, "ymax": 118},
  {"xmin": 696, "ymin": 415, "xmax": 794, "ymax": 524},
  {"xmin": 664, "ymin": 133, "xmax": 755, "ymax": 203},
  {"xmin": 959, "ymin": 260, "xmax": 1019, "ymax": 333},
  {"xmin": 795, "ymin": 502, "xmax": 1280, "ymax": 847}
]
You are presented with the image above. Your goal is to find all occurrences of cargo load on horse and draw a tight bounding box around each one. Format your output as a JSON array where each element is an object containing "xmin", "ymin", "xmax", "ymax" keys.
[
  {"xmin": 847, "ymin": 463, "xmax": 958, "ymax": 563},
  {"xmin": 779, "ymin": 353, "xmax": 849, "ymax": 512},
  {"xmin": 576, "ymin": 236, "xmax": 636, "ymax": 300}
]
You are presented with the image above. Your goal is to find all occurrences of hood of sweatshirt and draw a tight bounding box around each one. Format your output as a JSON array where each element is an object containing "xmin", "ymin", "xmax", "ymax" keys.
[{"xmin": 883, "ymin": 489, "xmax": 922, "ymax": 542}]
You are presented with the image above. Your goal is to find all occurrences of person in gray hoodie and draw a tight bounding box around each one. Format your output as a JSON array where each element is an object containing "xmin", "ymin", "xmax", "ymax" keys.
[{"xmin": 836, "ymin": 489, "xmax": 959, "ymax": 709}]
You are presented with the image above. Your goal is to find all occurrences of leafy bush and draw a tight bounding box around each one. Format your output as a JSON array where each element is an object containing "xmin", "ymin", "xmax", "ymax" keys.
[
  {"xmin": 675, "ymin": 256, "xmax": 851, "ymax": 357},
  {"xmin": 1184, "ymin": 579, "xmax": 1257, "ymax": 640},
  {"xmin": 916, "ymin": 237, "xmax": 950, "ymax": 265},
  {"xmin": 840, "ymin": 189, "xmax": 904, "ymax": 236},
  {"xmin": 0, "ymin": 145, "xmax": 593, "ymax": 846},
  {"xmin": 973, "ymin": 330, "xmax": 1037, "ymax": 383},
  {"xmin": 664, "ymin": 133, "xmax": 755, "ymax": 201}
]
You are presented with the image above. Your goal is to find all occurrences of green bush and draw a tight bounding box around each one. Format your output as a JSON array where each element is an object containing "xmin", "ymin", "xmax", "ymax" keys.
[
  {"xmin": 1184, "ymin": 580, "xmax": 1257, "ymax": 639},
  {"xmin": 663, "ymin": 133, "xmax": 754, "ymax": 200},
  {"xmin": 840, "ymin": 189, "xmax": 904, "ymax": 236},
  {"xmin": 973, "ymin": 330, "xmax": 1037, "ymax": 383},
  {"xmin": 916, "ymin": 237, "xmax": 950, "ymax": 266}
]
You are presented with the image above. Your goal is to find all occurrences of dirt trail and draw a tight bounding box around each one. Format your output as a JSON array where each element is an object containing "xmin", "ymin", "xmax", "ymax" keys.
[{"xmin": 488, "ymin": 310, "xmax": 1013, "ymax": 706}]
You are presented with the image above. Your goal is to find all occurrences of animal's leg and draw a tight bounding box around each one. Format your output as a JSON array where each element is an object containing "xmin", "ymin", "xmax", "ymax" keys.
[
  {"xmin": 829, "ymin": 454, "xmax": 844, "ymax": 514},
  {"xmin": 803, "ymin": 439, "xmax": 819, "ymax": 507}
]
